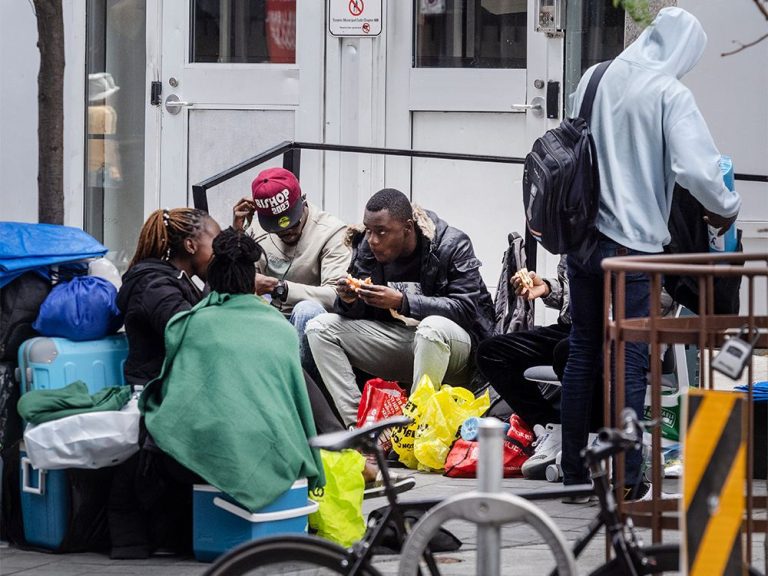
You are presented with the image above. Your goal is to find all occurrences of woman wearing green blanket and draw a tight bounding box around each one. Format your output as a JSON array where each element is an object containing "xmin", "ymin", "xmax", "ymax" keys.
[
  {"xmin": 140, "ymin": 228, "xmax": 325, "ymax": 513},
  {"xmin": 109, "ymin": 212, "xmax": 341, "ymax": 559}
]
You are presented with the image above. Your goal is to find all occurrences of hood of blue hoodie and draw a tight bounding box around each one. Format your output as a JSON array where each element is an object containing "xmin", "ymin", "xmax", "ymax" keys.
[{"xmin": 618, "ymin": 7, "xmax": 706, "ymax": 79}]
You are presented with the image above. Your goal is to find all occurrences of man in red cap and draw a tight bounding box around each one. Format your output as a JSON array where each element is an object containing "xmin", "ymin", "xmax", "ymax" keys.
[{"xmin": 233, "ymin": 167, "xmax": 350, "ymax": 375}]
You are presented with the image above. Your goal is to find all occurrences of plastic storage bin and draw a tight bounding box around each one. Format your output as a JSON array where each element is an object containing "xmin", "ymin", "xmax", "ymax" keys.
[{"xmin": 193, "ymin": 479, "xmax": 318, "ymax": 562}]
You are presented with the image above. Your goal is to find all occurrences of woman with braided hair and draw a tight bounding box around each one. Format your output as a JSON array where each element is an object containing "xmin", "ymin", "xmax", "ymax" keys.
[
  {"xmin": 118, "ymin": 207, "xmax": 221, "ymax": 388},
  {"xmin": 110, "ymin": 207, "xmax": 220, "ymax": 559},
  {"xmin": 111, "ymin": 222, "xmax": 348, "ymax": 558},
  {"xmin": 139, "ymin": 227, "xmax": 325, "ymax": 519}
]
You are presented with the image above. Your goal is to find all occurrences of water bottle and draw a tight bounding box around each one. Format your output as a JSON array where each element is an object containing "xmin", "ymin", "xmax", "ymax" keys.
[
  {"xmin": 707, "ymin": 155, "xmax": 738, "ymax": 253},
  {"xmin": 461, "ymin": 417, "xmax": 509, "ymax": 441},
  {"xmin": 461, "ymin": 417, "xmax": 480, "ymax": 441}
]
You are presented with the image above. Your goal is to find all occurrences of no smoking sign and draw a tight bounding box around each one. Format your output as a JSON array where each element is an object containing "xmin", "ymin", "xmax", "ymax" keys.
[
  {"xmin": 348, "ymin": 0, "xmax": 364, "ymax": 16},
  {"xmin": 329, "ymin": 0, "xmax": 382, "ymax": 37}
]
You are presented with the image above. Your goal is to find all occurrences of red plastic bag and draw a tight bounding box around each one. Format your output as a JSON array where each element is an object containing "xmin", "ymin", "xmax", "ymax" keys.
[
  {"xmin": 443, "ymin": 415, "xmax": 535, "ymax": 478},
  {"xmin": 503, "ymin": 414, "xmax": 535, "ymax": 477},
  {"xmin": 444, "ymin": 439, "xmax": 478, "ymax": 478},
  {"xmin": 356, "ymin": 378, "xmax": 408, "ymax": 450},
  {"xmin": 443, "ymin": 438, "xmax": 532, "ymax": 478}
]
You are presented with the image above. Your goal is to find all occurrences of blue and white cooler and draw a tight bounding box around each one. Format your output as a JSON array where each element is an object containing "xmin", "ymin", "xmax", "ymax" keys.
[
  {"xmin": 193, "ymin": 479, "xmax": 318, "ymax": 562},
  {"xmin": 19, "ymin": 449, "xmax": 70, "ymax": 549}
]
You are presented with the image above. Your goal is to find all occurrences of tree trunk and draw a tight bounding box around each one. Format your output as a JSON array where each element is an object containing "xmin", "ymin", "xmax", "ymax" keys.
[{"xmin": 34, "ymin": 0, "xmax": 65, "ymax": 224}]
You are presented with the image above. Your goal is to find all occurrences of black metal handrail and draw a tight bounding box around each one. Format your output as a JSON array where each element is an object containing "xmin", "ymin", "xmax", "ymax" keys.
[
  {"xmin": 191, "ymin": 140, "xmax": 766, "ymax": 213},
  {"xmin": 191, "ymin": 140, "xmax": 529, "ymax": 213}
]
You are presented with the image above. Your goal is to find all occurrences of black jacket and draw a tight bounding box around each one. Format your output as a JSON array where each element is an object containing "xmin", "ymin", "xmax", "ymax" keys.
[
  {"xmin": 117, "ymin": 259, "xmax": 203, "ymax": 387},
  {"xmin": 337, "ymin": 207, "xmax": 495, "ymax": 346}
]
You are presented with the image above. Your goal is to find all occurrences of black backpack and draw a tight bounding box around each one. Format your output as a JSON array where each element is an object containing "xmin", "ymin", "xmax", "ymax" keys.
[
  {"xmin": 664, "ymin": 184, "xmax": 743, "ymax": 315},
  {"xmin": 522, "ymin": 60, "xmax": 611, "ymax": 257},
  {"xmin": 0, "ymin": 272, "xmax": 52, "ymax": 361}
]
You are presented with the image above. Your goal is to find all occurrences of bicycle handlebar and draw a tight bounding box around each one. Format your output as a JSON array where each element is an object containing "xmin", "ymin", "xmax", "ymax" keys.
[
  {"xmin": 596, "ymin": 408, "xmax": 643, "ymax": 449},
  {"xmin": 583, "ymin": 408, "xmax": 646, "ymax": 464}
]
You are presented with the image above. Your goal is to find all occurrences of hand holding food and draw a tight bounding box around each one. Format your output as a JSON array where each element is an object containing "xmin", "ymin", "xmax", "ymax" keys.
[
  {"xmin": 346, "ymin": 275, "xmax": 373, "ymax": 291},
  {"xmin": 511, "ymin": 268, "xmax": 549, "ymax": 301},
  {"xmin": 513, "ymin": 268, "xmax": 534, "ymax": 289},
  {"xmin": 336, "ymin": 277, "xmax": 359, "ymax": 303}
]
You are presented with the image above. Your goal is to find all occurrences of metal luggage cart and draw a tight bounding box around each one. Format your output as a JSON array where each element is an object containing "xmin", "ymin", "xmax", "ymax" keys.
[{"xmin": 602, "ymin": 251, "xmax": 768, "ymax": 567}]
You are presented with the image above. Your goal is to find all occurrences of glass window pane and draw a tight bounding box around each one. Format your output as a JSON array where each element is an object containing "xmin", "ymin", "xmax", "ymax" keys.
[
  {"xmin": 415, "ymin": 0, "xmax": 527, "ymax": 69},
  {"xmin": 85, "ymin": 0, "xmax": 146, "ymax": 274},
  {"xmin": 191, "ymin": 0, "xmax": 296, "ymax": 64},
  {"xmin": 564, "ymin": 1, "xmax": 624, "ymax": 107}
]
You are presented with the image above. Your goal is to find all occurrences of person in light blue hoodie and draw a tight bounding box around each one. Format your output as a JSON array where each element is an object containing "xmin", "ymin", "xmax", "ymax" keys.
[{"xmin": 560, "ymin": 7, "xmax": 741, "ymax": 502}]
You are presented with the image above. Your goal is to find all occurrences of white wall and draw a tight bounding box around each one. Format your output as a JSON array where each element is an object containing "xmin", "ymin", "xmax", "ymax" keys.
[
  {"xmin": 679, "ymin": 0, "xmax": 768, "ymax": 314},
  {"xmin": 679, "ymin": 0, "xmax": 768, "ymax": 249},
  {"xmin": 0, "ymin": 1, "xmax": 85, "ymax": 226},
  {"xmin": 0, "ymin": 2, "xmax": 38, "ymax": 222}
]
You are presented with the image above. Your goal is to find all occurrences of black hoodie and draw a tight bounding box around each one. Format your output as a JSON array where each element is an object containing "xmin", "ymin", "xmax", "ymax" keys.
[{"xmin": 117, "ymin": 258, "xmax": 203, "ymax": 386}]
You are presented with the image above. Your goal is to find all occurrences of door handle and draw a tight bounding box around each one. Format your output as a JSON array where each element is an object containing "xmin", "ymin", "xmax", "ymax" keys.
[
  {"xmin": 165, "ymin": 94, "xmax": 193, "ymax": 115},
  {"xmin": 511, "ymin": 96, "xmax": 545, "ymax": 118}
]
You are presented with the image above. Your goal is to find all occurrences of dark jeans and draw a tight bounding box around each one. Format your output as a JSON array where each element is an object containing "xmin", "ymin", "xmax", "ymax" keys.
[
  {"xmin": 304, "ymin": 369, "xmax": 344, "ymax": 434},
  {"xmin": 561, "ymin": 237, "xmax": 651, "ymax": 486},
  {"xmin": 476, "ymin": 324, "xmax": 570, "ymax": 428}
]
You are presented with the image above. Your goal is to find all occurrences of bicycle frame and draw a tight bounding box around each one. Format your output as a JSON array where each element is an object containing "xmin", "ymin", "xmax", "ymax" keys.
[{"xmin": 345, "ymin": 442, "xmax": 441, "ymax": 576}]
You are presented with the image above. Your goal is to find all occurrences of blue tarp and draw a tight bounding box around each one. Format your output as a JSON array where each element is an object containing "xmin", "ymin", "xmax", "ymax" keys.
[
  {"xmin": 0, "ymin": 222, "xmax": 107, "ymax": 288},
  {"xmin": 735, "ymin": 381, "xmax": 768, "ymax": 401}
]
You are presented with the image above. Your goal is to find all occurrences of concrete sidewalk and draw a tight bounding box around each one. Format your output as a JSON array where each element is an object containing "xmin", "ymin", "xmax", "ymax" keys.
[
  {"xmin": 3, "ymin": 356, "xmax": 766, "ymax": 575},
  {"xmin": 2, "ymin": 472, "xmax": 688, "ymax": 576}
]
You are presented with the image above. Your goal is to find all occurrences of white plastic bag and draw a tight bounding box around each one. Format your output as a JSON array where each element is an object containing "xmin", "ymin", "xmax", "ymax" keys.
[{"xmin": 23, "ymin": 397, "xmax": 140, "ymax": 469}]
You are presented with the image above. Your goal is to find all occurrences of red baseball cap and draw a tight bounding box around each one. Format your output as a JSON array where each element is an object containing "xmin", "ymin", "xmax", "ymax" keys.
[{"xmin": 250, "ymin": 167, "xmax": 304, "ymax": 232}]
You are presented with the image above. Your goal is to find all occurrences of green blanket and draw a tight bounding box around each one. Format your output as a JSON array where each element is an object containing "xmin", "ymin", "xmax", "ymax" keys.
[
  {"xmin": 140, "ymin": 291, "xmax": 324, "ymax": 512},
  {"xmin": 17, "ymin": 381, "xmax": 131, "ymax": 425}
]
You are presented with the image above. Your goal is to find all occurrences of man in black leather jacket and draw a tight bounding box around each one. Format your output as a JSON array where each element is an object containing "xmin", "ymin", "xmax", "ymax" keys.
[{"xmin": 306, "ymin": 188, "xmax": 495, "ymax": 427}]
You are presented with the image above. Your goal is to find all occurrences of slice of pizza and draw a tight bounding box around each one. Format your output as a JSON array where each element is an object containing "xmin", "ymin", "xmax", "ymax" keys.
[{"xmin": 346, "ymin": 275, "xmax": 373, "ymax": 291}]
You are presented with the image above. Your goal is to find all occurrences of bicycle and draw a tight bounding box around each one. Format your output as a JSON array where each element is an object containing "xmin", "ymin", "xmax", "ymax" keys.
[
  {"xmin": 202, "ymin": 415, "xmax": 442, "ymax": 575},
  {"xmin": 397, "ymin": 409, "xmax": 695, "ymax": 576},
  {"xmin": 203, "ymin": 412, "xmax": 760, "ymax": 575}
]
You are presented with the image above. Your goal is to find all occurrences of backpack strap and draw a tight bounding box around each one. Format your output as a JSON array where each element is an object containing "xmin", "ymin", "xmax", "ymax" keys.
[{"xmin": 578, "ymin": 60, "xmax": 612, "ymax": 123}]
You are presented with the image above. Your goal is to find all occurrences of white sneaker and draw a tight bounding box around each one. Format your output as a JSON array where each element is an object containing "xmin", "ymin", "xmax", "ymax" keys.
[{"xmin": 522, "ymin": 423, "xmax": 562, "ymax": 480}]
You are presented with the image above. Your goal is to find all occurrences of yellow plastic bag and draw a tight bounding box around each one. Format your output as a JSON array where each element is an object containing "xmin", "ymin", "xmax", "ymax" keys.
[
  {"xmin": 308, "ymin": 449, "xmax": 366, "ymax": 547},
  {"xmin": 390, "ymin": 375, "xmax": 437, "ymax": 469},
  {"xmin": 414, "ymin": 385, "xmax": 490, "ymax": 471}
]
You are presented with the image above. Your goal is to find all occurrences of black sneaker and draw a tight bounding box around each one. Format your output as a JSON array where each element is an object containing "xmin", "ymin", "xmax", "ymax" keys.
[
  {"xmin": 386, "ymin": 447, "xmax": 408, "ymax": 468},
  {"xmin": 560, "ymin": 482, "xmax": 593, "ymax": 504},
  {"xmin": 624, "ymin": 482, "xmax": 651, "ymax": 502},
  {"xmin": 624, "ymin": 482, "xmax": 680, "ymax": 502}
]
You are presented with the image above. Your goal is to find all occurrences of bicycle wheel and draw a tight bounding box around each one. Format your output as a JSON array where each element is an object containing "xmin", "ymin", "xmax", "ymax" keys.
[
  {"xmin": 202, "ymin": 534, "xmax": 382, "ymax": 576},
  {"xmin": 399, "ymin": 491, "xmax": 577, "ymax": 576}
]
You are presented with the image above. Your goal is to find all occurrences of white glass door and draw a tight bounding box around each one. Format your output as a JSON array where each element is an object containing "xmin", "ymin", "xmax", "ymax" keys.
[
  {"xmin": 384, "ymin": 0, "xmax": 560, "ymax": 288},
  {"xmin": 154, "ymin": 0, "xmax": 324, "ymax": 226}
]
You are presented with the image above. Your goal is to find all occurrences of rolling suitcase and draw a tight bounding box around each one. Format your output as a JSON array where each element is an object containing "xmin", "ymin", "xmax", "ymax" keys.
[
  {"xmin": 16, "ymin": 335, "xmax": 128, "ymax": 550},
  {"xmin": 17, "ymin": 334, "xmax": 128, "ymax": 395}
]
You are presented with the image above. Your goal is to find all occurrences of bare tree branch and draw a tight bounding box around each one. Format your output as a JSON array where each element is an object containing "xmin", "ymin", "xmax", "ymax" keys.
[
  {"xmin": 752, "ymin": 0, "xmax": 768, "ymax": 20},
  {"xmin": 721, "ymin": 31, "xmax": 768, "ymax": 56},
  {"xmin": 721, "ymin": 0, "xmax": 768, "ymax": 57}
]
